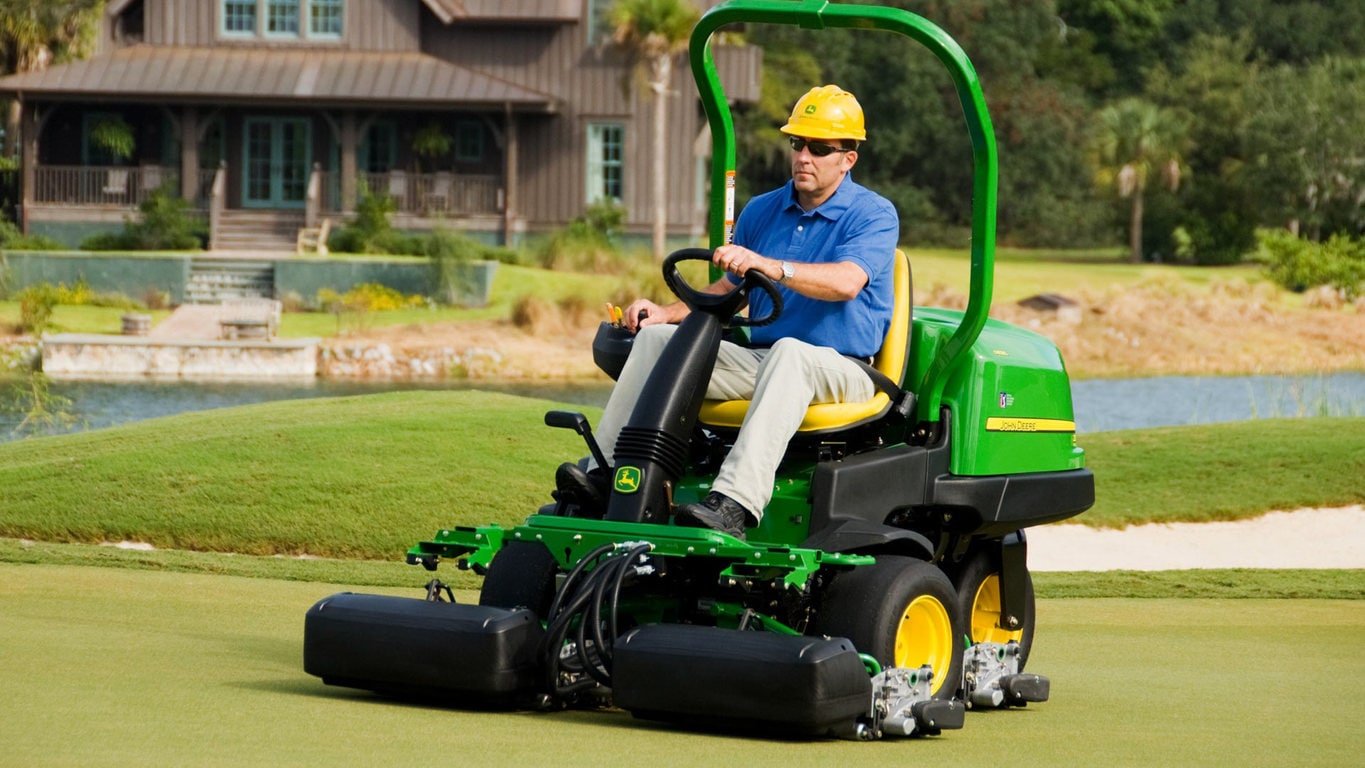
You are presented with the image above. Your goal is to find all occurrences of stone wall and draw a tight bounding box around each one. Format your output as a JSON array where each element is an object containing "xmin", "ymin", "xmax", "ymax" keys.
[{"xmin": 42, "ymin": 335, "xmax": 319, "ymax": 380}]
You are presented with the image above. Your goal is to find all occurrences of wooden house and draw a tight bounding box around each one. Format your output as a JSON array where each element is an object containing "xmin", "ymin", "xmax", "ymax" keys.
[{"xmin": 0, "ymin": 0, "xmax": 760, "ymax": 251}]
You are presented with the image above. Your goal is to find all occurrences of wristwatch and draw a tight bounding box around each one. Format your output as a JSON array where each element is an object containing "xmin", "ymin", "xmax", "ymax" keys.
[{"xmin": 778, "ymin": 260, "xmax": 795, "ymax": 283}]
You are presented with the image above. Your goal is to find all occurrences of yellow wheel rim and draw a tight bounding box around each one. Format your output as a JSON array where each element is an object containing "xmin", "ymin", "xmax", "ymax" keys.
[
  {"xmin": 893, "ymin": 594, "xmax": 954, "ymax": 695},
  {"xmin": 970, "ymin": 574, "xmax": 1025, "ymax": 645}
]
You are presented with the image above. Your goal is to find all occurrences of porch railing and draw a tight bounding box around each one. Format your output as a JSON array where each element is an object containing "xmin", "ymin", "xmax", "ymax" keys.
[
  {"xmin": 340, "ymin": 171, "xmax": 504, "ymax": 217},
  {"xmin": 29, "ymin": 165, "xmax": 503, "ymax": 218},
  {"xmin": 208, "ymin": 162, "xmax": 226, "ymax": 249},
  {"xmin": 33, "ymin": 165, "xmax": 183, "ymax": 207}
]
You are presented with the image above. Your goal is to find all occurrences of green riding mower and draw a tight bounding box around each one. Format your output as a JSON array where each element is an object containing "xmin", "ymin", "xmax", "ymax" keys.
[{"xmin": 304, "ymin": 0, "xmax": 1093, "ymax": 740}]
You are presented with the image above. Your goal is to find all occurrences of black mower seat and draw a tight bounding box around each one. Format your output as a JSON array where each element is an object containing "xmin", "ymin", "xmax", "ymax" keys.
[{"xmin": 698, "ymin": 249, "xmax": 912, "ymax": 434}]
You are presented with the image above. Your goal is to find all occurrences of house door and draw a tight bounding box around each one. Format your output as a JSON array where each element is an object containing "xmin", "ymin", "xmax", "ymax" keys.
[{"xmin": 242, "ymin": 118, "xmax": 310, "ymax": 208}]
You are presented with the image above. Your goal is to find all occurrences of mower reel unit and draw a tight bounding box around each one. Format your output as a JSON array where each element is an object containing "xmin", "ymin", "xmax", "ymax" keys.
[{"xmin": 304, "ymin": 0, "xmax": 1093, "ymax": 741}]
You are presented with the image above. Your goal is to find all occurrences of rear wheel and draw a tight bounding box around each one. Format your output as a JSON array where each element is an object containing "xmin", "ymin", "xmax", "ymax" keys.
[
  {"xmin": 812, "ymin": 556, "xmax": 964, "ymax": 699},
  {"xmin": 479, "ymin": 541, "xmax": 560, "ymax": 618},
  {"xmin": 952, "ymin": 549, "xmax": 1035, "ymax": 669}
]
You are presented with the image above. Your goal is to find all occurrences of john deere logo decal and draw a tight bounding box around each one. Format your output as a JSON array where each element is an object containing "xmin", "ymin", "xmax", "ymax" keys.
[
  {"xmin": 614, "ymin": 466, "xmax": 642, "ymax": 494},
  {"xmin": 804, "ymin": 104, "xmax": 818, "ymax": 115}
]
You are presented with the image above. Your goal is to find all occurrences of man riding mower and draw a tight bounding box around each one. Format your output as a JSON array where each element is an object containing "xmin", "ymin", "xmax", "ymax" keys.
[{"xmin": 303, "ymin": 1, "xmax": 1092, "ymax": 741}]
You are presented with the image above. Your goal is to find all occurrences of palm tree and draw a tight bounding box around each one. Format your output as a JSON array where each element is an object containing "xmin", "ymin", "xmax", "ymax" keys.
[
  {"xmin": 608, "ymin": 0, "xmax": 700, "ymax": 260},
  {"xmin": 1089, "ymin": 98, "xmax": 1190, "ymax": 264},
  {"xmin": 0, "ymin": 0, "xmax": 102, "ymax": 155}
]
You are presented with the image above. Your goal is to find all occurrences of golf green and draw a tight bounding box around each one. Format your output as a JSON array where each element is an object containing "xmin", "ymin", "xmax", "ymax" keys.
[{"xmin": 2, "ymin": 563, "xmax": 1360, "ymax": 767}]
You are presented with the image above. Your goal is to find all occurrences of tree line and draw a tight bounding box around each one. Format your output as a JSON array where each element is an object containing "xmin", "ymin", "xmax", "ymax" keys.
[{"xmin": 728, "ymin": 0, "xmax": 1365, "ymax": 265}]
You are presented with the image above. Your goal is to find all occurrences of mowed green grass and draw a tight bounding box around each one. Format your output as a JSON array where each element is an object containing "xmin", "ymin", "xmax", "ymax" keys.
[
  {"xmin": 1, "ymin": 391, "xmax": 1359, "ymax": 765},
  {"xmin": 0, "ymin": 392, "xmax": 1361, "ymax": 564},
  {"xmin": 2, "ymin": 563, "xmax": 1360, "ymax": 768}
]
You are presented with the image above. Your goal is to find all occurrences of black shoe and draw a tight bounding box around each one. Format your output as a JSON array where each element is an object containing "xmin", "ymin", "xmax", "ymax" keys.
[
  {"xmin": 553, "ymin": 462, "xmax": 610, "ymax": 515},
  {"xmin": 676, "ymin": 491, "xmax": 751, "ymax": 540}
]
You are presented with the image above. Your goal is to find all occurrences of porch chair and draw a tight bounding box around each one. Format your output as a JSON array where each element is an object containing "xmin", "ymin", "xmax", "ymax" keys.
[
  {"xmin": 102, "ymin": 169, "xmax": 130, "ymax": 197},
  {"xmin": 387, "ymin": 170, "xmax": 408, "ymax": 209},
  {"xmin": 425, "ymin": 171, "xmax": 453, "ymax": 214},
  {"xmin": 296, "ymin": 218, "xmax": 331, "ymax": 256},
  {"xmin": 139, "ymin": 164, "xmax": 164, "ymax": 194}
]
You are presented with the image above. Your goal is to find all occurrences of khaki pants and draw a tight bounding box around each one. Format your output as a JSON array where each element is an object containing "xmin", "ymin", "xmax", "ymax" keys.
[{"xmin": 592, "ymin": 324, "xmax": 874, "ymax": 521}]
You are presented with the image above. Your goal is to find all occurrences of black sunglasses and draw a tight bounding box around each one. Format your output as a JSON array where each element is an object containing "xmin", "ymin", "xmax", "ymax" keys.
[{"xmin": 788, "ymin": 136, "xmax": 853, "ymax": 157}]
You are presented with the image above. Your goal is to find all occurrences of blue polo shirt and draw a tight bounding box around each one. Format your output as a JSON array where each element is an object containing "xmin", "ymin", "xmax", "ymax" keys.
[{"xmin": 730, "ymin": 174, "xmax": 899, "ymax": 359}]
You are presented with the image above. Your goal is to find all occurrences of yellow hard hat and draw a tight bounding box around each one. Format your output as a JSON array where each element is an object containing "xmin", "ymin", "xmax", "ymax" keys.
[{"xmin": 780, "ymin": 85, "xmax": 867, "ymax": 142}]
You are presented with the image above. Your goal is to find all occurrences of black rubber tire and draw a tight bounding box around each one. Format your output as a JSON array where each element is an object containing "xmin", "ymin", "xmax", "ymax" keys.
[
  {"xmin": 811, "ymin": 556, "xmax": 964, "ymax": 700},
  {"xmin": 478, "ymin": 541, "xmax": 560, "ymax": 619},
  {"xmin": 951, "ymin": 549, "xmax": 1036, "ymax": 670}
]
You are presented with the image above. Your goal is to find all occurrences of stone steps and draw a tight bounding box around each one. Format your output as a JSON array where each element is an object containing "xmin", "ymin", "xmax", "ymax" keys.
[
  {"xmin": 186, "ymin": 258, "xmax": 275, "ymax": 304},
  {"xmin": 212, "ymin": 210, "xmax": 304, "ymax": 252}
]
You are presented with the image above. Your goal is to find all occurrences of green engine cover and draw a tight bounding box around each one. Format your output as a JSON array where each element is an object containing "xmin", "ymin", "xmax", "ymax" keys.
[{"xmin": 910, "ymin": 307, "xmax": 1086, "ymax": 476}]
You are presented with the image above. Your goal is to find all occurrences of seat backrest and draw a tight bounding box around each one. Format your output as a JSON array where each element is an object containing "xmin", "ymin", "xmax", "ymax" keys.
[{"xmin": 872, "ymin": 248, "xmax": 913, "ymax": 387}]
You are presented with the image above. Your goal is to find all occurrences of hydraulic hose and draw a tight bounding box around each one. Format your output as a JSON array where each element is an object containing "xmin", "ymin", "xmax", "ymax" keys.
[{"xmin": 541, "ymin": 542, "xmax": 653, "ymax": 699}]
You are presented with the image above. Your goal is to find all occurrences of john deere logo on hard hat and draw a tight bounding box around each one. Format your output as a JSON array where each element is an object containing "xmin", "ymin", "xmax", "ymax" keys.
[
  {"xmin": 803, "ymin": 104, "xmax": 818, "ymax": 115},
  {"xmin": 614, "ymin": 466, "xmax": 642, "ymax": 494}
]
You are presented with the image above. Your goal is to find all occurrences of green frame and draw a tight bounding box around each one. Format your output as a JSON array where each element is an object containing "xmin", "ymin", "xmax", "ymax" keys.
[{"xmin": 689, "ymin": 0, "xmax": 998, "ymax": 426}]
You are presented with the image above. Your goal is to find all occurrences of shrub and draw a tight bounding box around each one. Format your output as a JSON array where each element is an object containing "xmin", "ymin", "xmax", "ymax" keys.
[
  {"xmin": 426, "ymin": 228, "xmax": 483, "ymax": 306},
  {"xmin": 316, "ymin": 283, "xmax": 425, "ymax": 313},
  {"xmin": 11, "ymin": 279, "xmax": 140, "ymax": 325},
  {"xmin": 0, "ymin": 219, "xmax": 62, "ymax": 251},
  {"xmin": 1257, "ymin": 229, "xmax": 1365, "ymax": 300},
  {"xmin": 16, "ymin": 283, "xmax": 58, "ymax": 334},
  {"xmin": 80, "ymin": 188, "xmax": 206, "ymax": 250},
  {"xmin": 142, "ymin": 288, "xmax": 171, "ymax": 310},
  {"xmin": 330, "ymin": 186, "xmax": 406, "ymax": 254},
  {"xmin": 536, "ymin": 200, "xmax": 632, "ymax": 273}
]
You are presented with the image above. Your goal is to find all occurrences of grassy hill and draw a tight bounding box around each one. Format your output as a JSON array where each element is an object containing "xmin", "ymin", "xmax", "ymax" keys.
[{"xmin": 1, "ymin": 390, "xmax": 1360, "ymax": 559}]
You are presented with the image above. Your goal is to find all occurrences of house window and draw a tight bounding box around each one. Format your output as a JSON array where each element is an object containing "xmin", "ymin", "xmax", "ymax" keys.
[
  {"xmin": 455, "ymin": 121, "xmax": 484, "ymax": 163},
  {"xmin": 360, "ymin": 121, "xmax": 397, "ymax": 173},
  {"xmin": 266, "ymin": 0, "xmax": 300, "ymax": 36},
  {"xmin": 223, "ymin": 0, "xmax": 256, "ymax": 34},
  {"xmin": 587, "ymin": 0, "xmax": 615, "ymax": 46},
  {"xmin": 586, "ymin": 123, "xmax": 624, "ymax": 203},
  {"xmin": 221, "ymin": 0, "xmax": 342, "ymax": 39},
  {"xmin": 310, "ymin": 0, "xmax": 343, "ymax": 37}
]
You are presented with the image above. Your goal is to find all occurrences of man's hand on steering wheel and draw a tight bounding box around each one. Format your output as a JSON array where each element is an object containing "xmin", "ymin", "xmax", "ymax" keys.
[
  {"xmin": 625, "ymin": 248, "xmax": 784, "ymax": 332},
  {"xmin": 713, "ymin": 244, "xmax": 782, "ymax": 283}
]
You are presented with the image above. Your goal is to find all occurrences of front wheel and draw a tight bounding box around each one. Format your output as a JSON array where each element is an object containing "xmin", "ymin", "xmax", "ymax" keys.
[
  {"xmin": 811, "ymin": 556, "xmax": 964, "ymax": 700},
  {"xmin": 952, "ymin": 549, "xmax": 1036, "ymax": 670}
]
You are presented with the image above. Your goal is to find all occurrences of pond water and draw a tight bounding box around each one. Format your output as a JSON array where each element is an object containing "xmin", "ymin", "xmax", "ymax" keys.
[
  {"xmin": 1070, "ymin": 372, "xmax": 1364, "ymax": 432},
  {"xmin": 3, "ymin": 371, "xmax": 1363, "ymax": 443}
]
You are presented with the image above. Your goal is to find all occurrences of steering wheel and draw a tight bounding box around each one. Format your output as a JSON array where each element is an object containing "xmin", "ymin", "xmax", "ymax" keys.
[{"xmin": 661, "ymin": 248, "xmax": 783, "ymax": 328}]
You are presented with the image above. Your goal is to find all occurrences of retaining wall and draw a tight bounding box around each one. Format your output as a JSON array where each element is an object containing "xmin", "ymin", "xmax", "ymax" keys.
[
  {"xmin": 2, "ymin": 252, "xmax": 497, "ymax": 307},
  {"xmin": 42, "ymin": 334, "xmax": 319, "ymax": 380},
  {"xmin": 2, "ymin": 252, "xmax": 191, "ymax": 304}
]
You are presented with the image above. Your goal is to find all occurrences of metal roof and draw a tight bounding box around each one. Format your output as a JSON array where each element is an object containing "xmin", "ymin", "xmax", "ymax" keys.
[
  {"xmin": 422, "ymin": 0, "xmax": 581, "ymax": 23},
  {"xmin": 0, "ymin": 45, "xmax": 557, "ymax": 112}
]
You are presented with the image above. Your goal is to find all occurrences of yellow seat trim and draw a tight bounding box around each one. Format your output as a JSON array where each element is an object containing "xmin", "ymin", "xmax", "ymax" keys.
[{"xmin": 698, "ymin": 249, "xmax": 911, "ymax": 434}]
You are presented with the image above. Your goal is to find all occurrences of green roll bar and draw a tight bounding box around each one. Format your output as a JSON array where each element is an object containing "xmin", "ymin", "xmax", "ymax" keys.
[{"xmin": 689, "ymin": 0, "xmax": 997, "ymax": 425}]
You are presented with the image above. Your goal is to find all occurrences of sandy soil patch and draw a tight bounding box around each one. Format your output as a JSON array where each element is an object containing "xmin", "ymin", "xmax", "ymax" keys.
[{"xmin": 1028, "ymin": 506, "xmax": 1365, "ymax": 571}]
